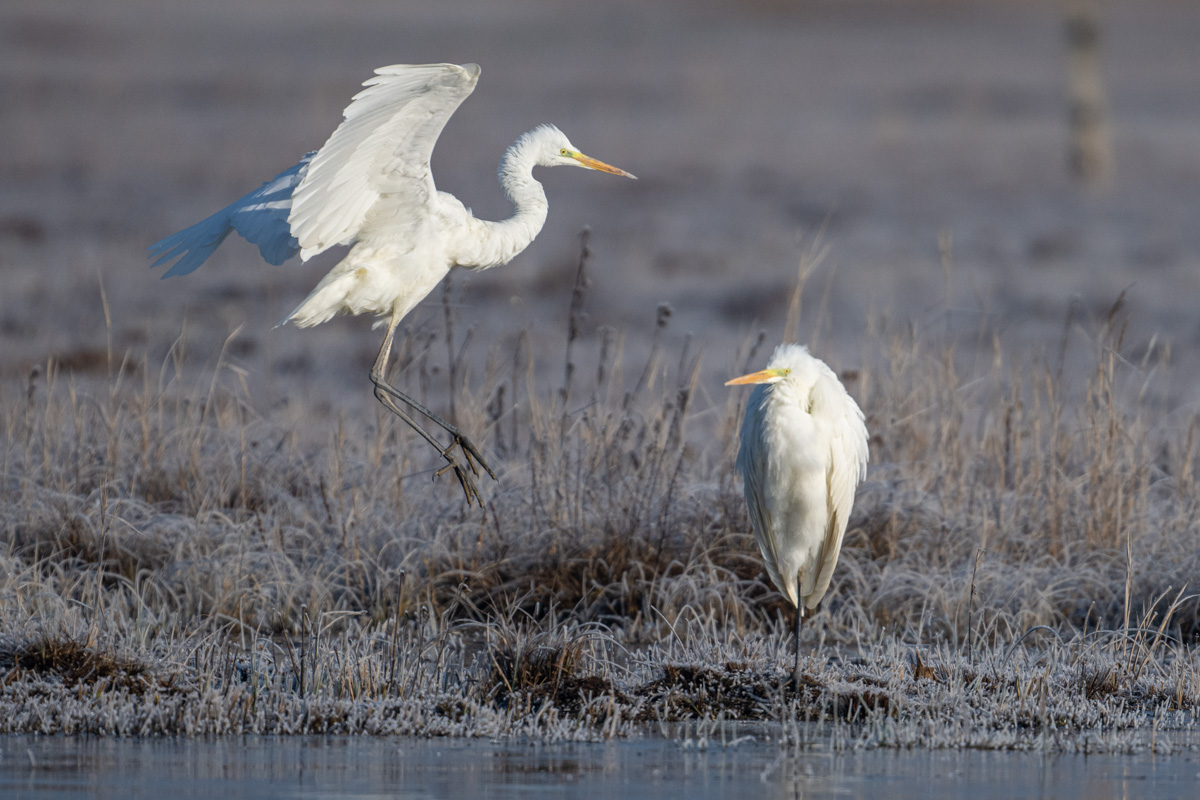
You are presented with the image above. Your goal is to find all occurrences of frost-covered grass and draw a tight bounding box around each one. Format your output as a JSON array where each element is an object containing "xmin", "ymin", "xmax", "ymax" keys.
[
  {"xmin": 2, "ymin": 280, "xmax": 1198, "ymax": 750},
  {"xmin": 1, "ymin": 612, "xmax": 1196, "ymax": 751}
]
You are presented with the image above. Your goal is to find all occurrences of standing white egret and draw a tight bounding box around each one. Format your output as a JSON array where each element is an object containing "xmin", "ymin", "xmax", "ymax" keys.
[
  {"xmin": 149, "ymin": 63, "xmax": 635, "ymax": 505},
  {"xmin": 725, "ymin": 344, "xmax": 869, "ymax": 684}
]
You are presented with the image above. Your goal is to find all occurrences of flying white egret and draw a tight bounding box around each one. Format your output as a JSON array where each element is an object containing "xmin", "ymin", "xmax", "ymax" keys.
[
  {"xmin": 149, "ymin": 63, "xmax": 635, "ymax": 505},
  {"xmin": 725, "ymin": 344, "xmax": 869, "ymax": 684}
]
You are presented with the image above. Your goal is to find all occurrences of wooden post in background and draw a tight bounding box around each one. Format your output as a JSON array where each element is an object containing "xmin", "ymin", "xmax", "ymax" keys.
[{"xmin": 1065, "ymin": 0, "xmax": 1114, "ymax": 188}]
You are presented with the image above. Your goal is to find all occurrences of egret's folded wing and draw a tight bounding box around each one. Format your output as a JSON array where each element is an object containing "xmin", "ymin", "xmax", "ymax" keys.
[
  {"xmin": 737, "ymin": 385, "xmax": 793, "ymax": 605},
  {"xmin": 149, "ymin": 155, "xmax": 312, "ymax": 277},
  {"xmin": 808, "ymin": 373, "xmax": 870, "ymax": 605},
  {"xmin": 288, "ymin": 63, "xmax": 481, "ymax": 261}
]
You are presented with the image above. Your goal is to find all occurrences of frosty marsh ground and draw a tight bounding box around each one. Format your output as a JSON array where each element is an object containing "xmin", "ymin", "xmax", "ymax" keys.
[{"xmin": 1, "ymin": 278, "xmax": 1198, "ymax": 750}]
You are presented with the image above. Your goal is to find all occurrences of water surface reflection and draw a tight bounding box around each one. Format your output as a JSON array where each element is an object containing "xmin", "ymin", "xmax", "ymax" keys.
[{"xmin": 1, "ymin": 733, "xmax": 1193, "ymax": 799}]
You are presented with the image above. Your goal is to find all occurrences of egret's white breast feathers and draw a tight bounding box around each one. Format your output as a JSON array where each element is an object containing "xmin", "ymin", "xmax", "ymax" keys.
[{"xmin": 735, "ymin": 344, "xmax": 869, "ymax": 610}]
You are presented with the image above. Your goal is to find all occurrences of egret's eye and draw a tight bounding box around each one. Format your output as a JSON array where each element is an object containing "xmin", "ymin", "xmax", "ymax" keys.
[{"xmin": 559, "ymin": 148, "xmax": 569, "ymax": 156}]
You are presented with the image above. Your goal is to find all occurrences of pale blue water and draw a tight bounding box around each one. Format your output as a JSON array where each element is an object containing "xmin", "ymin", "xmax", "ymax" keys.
[{"xmin": 1, "ymin": 734, "xmax": 1196, "ymax": 799}]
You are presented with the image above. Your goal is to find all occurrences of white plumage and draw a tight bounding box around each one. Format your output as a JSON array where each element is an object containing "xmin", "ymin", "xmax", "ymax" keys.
[
  {"xmin": 149, "ymin": 63, "xmax": 635, "ymax": 504},
  {"xmin": 288, "ymin": 64, "xmax": 479, "ymax": 262},
  {"xmin": 727, "ymin": 343, "xmax": 869, "ymax": 680}
]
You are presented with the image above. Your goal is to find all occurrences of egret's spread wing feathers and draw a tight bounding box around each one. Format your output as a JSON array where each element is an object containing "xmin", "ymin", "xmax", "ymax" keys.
[
  {"xmin": 808, "ymin": 372, "xmax": 870, "ymax": 606},
  {"xmin": 288, "ymin": 63, "xmax": 481, "ymax": 260},
  {"xmin": 149, "ymin": 155, "xmax": 313, "ymax": 277}
]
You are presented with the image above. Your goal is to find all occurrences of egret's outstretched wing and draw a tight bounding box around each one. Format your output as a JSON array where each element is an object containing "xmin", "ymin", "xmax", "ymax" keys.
[
  {"xmin": 288, "ymin": 63, "xmax": 481, "ymax": 261},
  {"xmin": 808, "ymin": 372, "xmax": 869, "ymax": 606},
  {"xmin": 149, "ymin": 154, "xmax": 313, "ymax": 277}
]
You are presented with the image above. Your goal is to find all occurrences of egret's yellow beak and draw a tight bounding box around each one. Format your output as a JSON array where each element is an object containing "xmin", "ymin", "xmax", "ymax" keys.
[
  {"xmin": 725, "ymin": 367, "xmax": 787, "ymax": 386},
  {"xmin": 571, "ymin": 151, "xmax": 637, "ymax": 179}
]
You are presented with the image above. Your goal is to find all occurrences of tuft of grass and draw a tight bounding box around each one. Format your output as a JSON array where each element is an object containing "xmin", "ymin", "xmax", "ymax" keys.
[{"xmin": 0, "ymin": 632, "xmax": 152, "ymax": 692}]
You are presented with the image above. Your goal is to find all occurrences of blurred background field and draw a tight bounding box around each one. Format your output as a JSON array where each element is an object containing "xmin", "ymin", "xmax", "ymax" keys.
[
  {"xmin": 2, "ymin": 0, "xmax": 1200, "ymax": 744},
  {"xmin": 3, "ymin": 0, "xmax": 1200, "ymax": 411}
]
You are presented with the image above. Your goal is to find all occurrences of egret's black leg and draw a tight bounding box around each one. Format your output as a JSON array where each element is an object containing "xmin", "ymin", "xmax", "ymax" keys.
[
  {"xmin": 369, "ymin": 319, "xmax": 496, "ymax": 505},
  {"xmin": 370, "ymin": 379, "xmax": 495, "ymax": 481},
  {"xmin": 792, "ymin": 605, "xmax": 803, "ymax": 688}
]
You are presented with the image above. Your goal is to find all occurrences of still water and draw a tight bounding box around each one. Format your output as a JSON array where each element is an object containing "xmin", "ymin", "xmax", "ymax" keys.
[{"xmin": 2, "ymin": 733, "xmax": 1195, "ymax": 800}]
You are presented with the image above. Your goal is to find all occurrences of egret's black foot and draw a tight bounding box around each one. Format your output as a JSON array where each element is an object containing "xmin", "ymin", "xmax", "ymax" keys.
[
  {"xmin": 370, "ymin": 379, "xmax": 497, "ymax": 507},
  {"xmin": 785, "ymin": 667, "xmax": 817, "ymax": 696},
  {"xmin": 434, "ymin": 437, "xmax": 490, "ymax": 507},
  {"xmin": 450, "ymin": 431, "xmax": 496, "ymax": 483}
]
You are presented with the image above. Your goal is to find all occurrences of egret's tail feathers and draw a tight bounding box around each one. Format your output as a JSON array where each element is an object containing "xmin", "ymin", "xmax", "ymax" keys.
[
  {"xmin": 772, "ymin": 564, "xmax": 800, "ymax": 609},
  {"xmin": 276, "ymin": 270, "xmax": 359, "ymax": 329},
  {"xmin": 149, "ymin": 154, "xmax": 314, "ymax": 277}
]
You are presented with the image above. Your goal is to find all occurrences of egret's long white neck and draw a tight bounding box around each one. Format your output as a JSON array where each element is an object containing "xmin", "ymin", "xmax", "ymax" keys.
[{"xmin": 468, "ymin": 130, "xmax": 550, "ymax": 269}]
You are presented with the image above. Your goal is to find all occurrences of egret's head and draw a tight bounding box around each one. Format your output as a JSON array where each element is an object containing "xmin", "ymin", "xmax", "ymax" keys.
[
  {"xmin": 725, "ymin": 344, "xmax": 815, "ymax": 388},
  {"xmin": 530, "ymin": 124, "xmax": 636, "ymax": 178}
]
